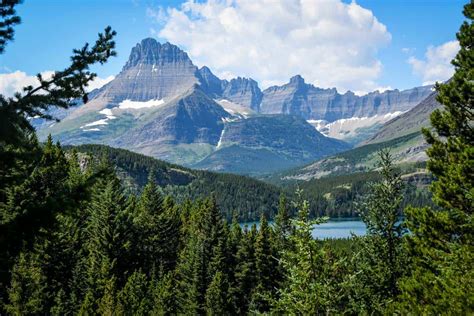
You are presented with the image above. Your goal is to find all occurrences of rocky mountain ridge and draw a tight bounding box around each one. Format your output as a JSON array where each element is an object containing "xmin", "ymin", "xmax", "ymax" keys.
[{"xmin": 35, "ymin": 38, "xmax": 435, "ymax": 175}]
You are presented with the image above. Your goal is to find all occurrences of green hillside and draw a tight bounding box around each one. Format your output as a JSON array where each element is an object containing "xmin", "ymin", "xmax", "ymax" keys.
[
  {"xmin": 69, "ymin": 144, "xmax": 283, "ymax": 221},
  {"xmin": 267, "ymin": 131, "xmax": 427, "ymax": 182}
]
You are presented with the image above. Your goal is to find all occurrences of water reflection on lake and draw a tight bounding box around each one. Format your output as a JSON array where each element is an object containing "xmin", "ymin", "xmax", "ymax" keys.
[{"xmin": 240, "ymin": 218, "xmax": 366, "ymax": 239}]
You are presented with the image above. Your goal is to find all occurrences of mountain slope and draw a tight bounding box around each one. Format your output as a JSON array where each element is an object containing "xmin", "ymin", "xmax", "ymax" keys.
[
  {"xmin": 269, "ymin": 131, "xmax": 427, "ymax": 182},
  {"xmin": 363, "ymin": 91, "xmax": 441, "ymax": 144},
  {"xmin": 35, "ymin": 37, "xmax": 434, "ymax": 175},
  {"xmin": 111, "ymin": 87, "xmax": 232, "ymax": 165},
  {"xmin": 194, "ymin": 115, "xmax": 350, "ymax": 175}
]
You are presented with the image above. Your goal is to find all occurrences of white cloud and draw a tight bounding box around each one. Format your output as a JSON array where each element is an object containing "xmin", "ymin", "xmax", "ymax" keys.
[
  {"xmin": 0, "ymin": 70, "xmax": 54, "ymax": 98},
  {"xmin": 152, "ymin": 0, "xmax": 391, "ymax": 93},
  {"xmin": 0, "ymin": 71, "xmax": 114, "ymax": 97},
  {"xmin": 86, "ymin": 75, "xmax": 115, "ymax": 92},
  {"xmin": 408, "ymin": 40, "xmax": 459, "ymax": 85}
]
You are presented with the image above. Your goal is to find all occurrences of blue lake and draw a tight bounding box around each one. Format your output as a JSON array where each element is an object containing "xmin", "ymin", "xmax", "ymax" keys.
[{"xmin": 240, "ymin": 218, "xmax": 367, "ymax": 239}]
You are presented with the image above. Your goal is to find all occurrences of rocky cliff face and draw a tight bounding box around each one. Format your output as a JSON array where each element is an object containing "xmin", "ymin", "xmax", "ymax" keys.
[
  {"xmin": 98, "ymin": 38, "xmax": 200, "ymax": 102},
  {"xmin": 220, "ymin": 77, "xmax": 263, "ymax": 111},
  {"xmin": 363, "ymin": 91, "xmax": 441, "ymax": 144},
  {"xmin": 260, "ymin": 75, "xmax": 433, "ymax": 121},
  {"xmin": 112, "ymin": 87, "xmax": 231, "ymax": 150}
]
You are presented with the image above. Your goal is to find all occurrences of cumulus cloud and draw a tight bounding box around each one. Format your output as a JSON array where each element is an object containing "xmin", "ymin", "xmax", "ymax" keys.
[
  {"xmin": 0, "ymin": 71, "xmax": 54, "ymax": 98},
  {"xmin": 86, "ymin": 75, "xmax": 115, "ymax": 92},
  {"xmin": 152, "ymin": 0, "xmax": 391, "ymax": 93},
  {"xmin": 408, "ymin": 40, "xmax": 459, "ymax": 85},
  {"xmin": 0, "ymin": 71, "xmax": 114, "ymax": 97}
]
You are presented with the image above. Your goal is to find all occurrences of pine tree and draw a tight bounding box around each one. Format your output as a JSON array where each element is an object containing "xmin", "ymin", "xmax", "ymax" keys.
[
  {"xmin": 175, "ymin": 198, "xmax": 227, "ymax": 314},
  {"xmin": 151, "ymin": 271, "xmax": 177, "ymax": 315},
  {"xmin": 251, "ymin": 214, "xmax": 276, "ymax": 313},
  {"xmin": 231, "ymin": 224, "xmax": 257, "ymax": 314},
  {"xmin": 97, "ymin": 276, "xmax": 118, "ymax": 316},
  {"xmin": 117, "ymin": 270, "xmax": 150, "ymax": 315},
  {"xmin": 398, "ymin": 2, "xmax": 474, "ymax": 313},
  {"xmin": 271, "ymin": 191, "xmax": 337, "ymax": 314},
  {"xmin": 82, "ymin": 168, "xmax": 132, "ymax": 310},
  {"xmin": 5, "ymin": 252, "xmax": 46, "ymax": 315},
  {"xmin": 353, "ymin": 150, "xmax": 406, "ymax": 312},
  {"xmin": 274, "ymin": 193, "xmax": 292, "ymax": 244},
  {"xmin": 205, "ymin": 271, "xmax": 231, "ymax": 315}
]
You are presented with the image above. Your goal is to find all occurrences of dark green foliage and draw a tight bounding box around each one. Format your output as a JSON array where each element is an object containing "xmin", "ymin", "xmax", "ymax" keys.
[
  {"xmin": 398, "ymin": 2, "xmax": 474, "ymax": 313},
  {"xmin": 70, "ymin": 144, "xmax": 283, "ymax": 221},
  {"xmin": 0, "ymin": 0, "xmax": 21, "ymax": 53},
  {"xmin": 5, "ymin": 252, "xmax": 46, "ymax": 315},
  {"xmin": 205, "ymin": 271, "xmax": 231, "ymax": 315},
  {"xmin": 0, "ymin": 20, "xmax": 116, "ymax": 303},
  {"xmin": 1, "ymin": 2, "xmax": 472, "ymax": 314},
  {"xmin": 272, "ymin": 192, "xmax": 348, "ymax": 314},
  {"xmin": 352, "ymin": 150, "xmax": 407, "ymax": 313}
]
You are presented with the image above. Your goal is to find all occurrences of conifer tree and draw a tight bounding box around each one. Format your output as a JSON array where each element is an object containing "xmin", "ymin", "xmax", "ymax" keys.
[
  {"xmin": 399, "ymin": 2, "xmax": 474, "ymax": 313},
  {"xmin": 231, "ymin": 224, "xmax": 257, "ymax": 314},
  {"xmin": 117, "ymin": 270, "xmax": 150, "ymax": 315},
  {"xmin": 83, "ymin": 168, "xmax": 132, "ymax": 309},
  {"xmin": 175, "ymin": 198, "xmax": 227, "ymax": 314},
  {"xmin": 97, "ymin": 276, "xmax": 118, "ymax": 316},
  {"xmin": 354, "ymin": 149, "xmax": 406, "ymax": 312},
  {"xmin": 251, "ymin": 214, "xmax": 276, "ymax": 312},
  {"xmin": 274, "ymin": 193, "xmax": 292, "ymax": 243},
  {"xmin": 271, "ymin": 191, "xmax": 334, "ymax": 314},
  {"xmin": 151, "ymin": 271, "xmax": 177, "ymax": 315},
  {"xmin": 205, "ymin": 271, "xmax": 231, "ymax": 315},
  {"xmin": 5, "ymin": 252, "xmax": 46, "ymax": 315}
]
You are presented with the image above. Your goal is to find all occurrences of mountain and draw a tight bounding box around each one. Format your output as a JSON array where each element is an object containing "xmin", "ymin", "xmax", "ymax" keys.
[
  {"xmin": 193, "ymin": 115, "xmax": 350, "ymax": 175},
  {"xmin": 259, "ymin": 75, "xmax": 432, "ymax": 121},
  {"xmin": 111, "ymin": 87, "xmax": 232, "ymax": 165},
  {"xmin": 36, "ymin": 38, "xmax": 434, "ymax": 175},
  {"xmin": 37, "ymin": 38, "xmax": 351, "ymax": 174},
  {"xmin": 220, "ymin": 77, "xmax": 263, "ymax": 111},
  {"xmin": 69, "ymin": 144, "xmax": 283, "ymax": 221},
  {"xmin": 363, "ymin": 91, "xmax": 441, "ymax": 144}
]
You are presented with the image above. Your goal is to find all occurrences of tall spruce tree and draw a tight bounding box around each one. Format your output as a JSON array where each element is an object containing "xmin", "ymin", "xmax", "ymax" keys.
[
  {"xmin": 398, "ymin": 1, "xmax": 474, "ymax": 313},
  {"xmin": 353, "ymin": 150, "xmax": 406, "ymax": 313},
  {"xmin": 271, "ymin": 192, "xmax": 332, "ymax": 314},
  {"xmin": 251, "ymin": 214, "xmax": 276, "ymax": 313},
  {"xmin": 4, "ymin": 252, "xmax": 46, "ymax": 315}
]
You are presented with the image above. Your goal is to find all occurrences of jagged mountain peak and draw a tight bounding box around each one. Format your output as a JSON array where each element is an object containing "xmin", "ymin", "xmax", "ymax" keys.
[
  {"xmin": 289, "ymin": 74, "xmax": 305, "ymax": 85},
  {"xmin": 123, "ymin": 38, "xmax": 193, "ymax": 70}
]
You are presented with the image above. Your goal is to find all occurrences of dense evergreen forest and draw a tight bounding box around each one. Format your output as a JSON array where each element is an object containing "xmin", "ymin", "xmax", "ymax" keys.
[
  {"xmin": 68, "ymin": 144, "xmax": 433, "ymax": 220},
  {"xmin": 0, "ymin": 1, "xmax": 472, "ymax": 314},
  {"xmin": 67, "ymin": 144, "xmax": 283, "ymax": 222}
]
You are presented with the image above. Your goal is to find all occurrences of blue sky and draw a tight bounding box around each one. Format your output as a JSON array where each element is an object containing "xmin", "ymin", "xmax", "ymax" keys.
[{"xmin": 0, "ymin": 0, "xmax": 467, "ymax": 95}]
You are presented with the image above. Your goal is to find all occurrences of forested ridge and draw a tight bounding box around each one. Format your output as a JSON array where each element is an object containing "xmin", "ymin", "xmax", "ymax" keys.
[
  {"xmin": 67, "ymin": 144, "xmax": 283, "ymax": 222},
  {"xmin": 0, "ymin": 0, "xmax": 472, "ymax": 314},
  {"xmin": 68, "ymin": 144, "xmax": 433, "ymax": 220}
]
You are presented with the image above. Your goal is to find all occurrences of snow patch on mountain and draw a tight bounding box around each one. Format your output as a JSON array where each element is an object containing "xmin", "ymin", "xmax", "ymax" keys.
[
  {"xmin": 216, "ymin": 99, "xmax": 254, "ymax": 118},
  {"xmin": 82, "ymin": 119, "xmax": 109, "ymax": 127},
  {"xmin": 99, "ymin": 108, "xmax": 117, "ymax": 119},
  {"xmin": 308, "ymin": 111, "xmax": 406, "ymax": 140},
  {"xmin": 118, "ymin": 98, "xmax": 165, "ymax": 109}
]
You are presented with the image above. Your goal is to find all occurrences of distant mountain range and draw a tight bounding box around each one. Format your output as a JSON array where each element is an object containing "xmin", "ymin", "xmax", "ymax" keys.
[{"xmin": 35, "ymin": 38, "xmax": 435, "ymax": 175}]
